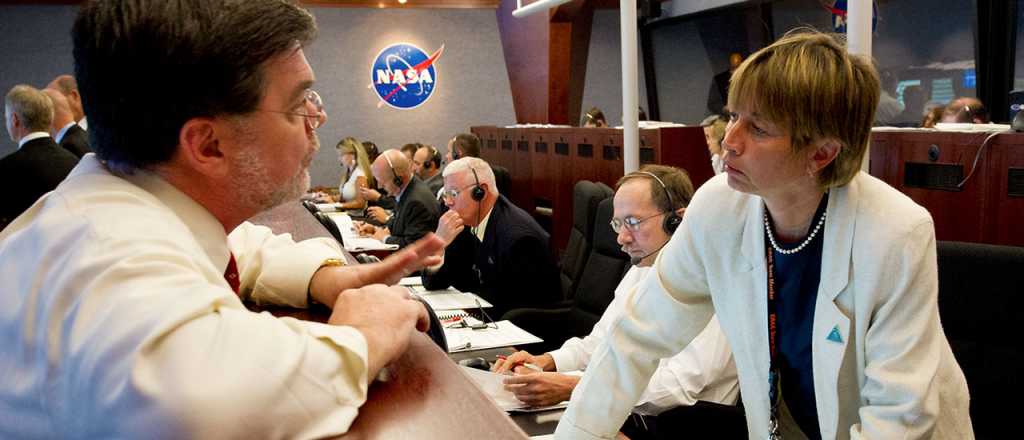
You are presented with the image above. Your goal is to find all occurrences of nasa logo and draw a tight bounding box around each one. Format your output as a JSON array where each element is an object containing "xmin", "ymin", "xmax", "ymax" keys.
[
  {"xmin": 828, "ymin": 0, "xmax": 877, "ymax": 34},
  {"xmin": 370, "ymin": 43, "xmax": 445, "ymax": 110}
]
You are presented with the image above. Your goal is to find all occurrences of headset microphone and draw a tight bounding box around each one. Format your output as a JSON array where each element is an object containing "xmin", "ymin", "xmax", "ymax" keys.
[{"xmin": 630, "ymin": 237, "xmax": 670, "ymax": 266}]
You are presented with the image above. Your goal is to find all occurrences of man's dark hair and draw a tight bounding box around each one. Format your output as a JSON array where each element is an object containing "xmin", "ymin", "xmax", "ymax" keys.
[
  {"xmin": 419, "ymin": 145, "xmax": 442, "ymax": 169},
  {"xmin": 362, "ymin": 141, "xmax": 379, "ymax": 162},
  {"xmin": 73, "ymin": 0, "xmax": 317, "ymax": 171},
  {"xmin": 451, "ymin": 133, "xmax": 480, "ymax": 159},
  {"xmin": 400, "ymin": 143, "xmax": 421, "ymax": 157}
]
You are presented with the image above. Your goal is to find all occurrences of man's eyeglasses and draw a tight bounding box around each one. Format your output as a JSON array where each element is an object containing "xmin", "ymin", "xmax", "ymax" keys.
[
  {"xmin": 440, "ymin": 183, "xmax": 479, "ymax": 201},
  {"xmin": 609, "ymin": 212, "xmax": 665, "ymax": 233},
  {"xmin": 260, "ymin": 89, "xmax": 324, "ymax": 129}
]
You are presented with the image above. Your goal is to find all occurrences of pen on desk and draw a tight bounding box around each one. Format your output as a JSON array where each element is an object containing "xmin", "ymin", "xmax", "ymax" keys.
[{"xmin": 495, "ymin": 355, "xmax": 543, "ymax": 372}]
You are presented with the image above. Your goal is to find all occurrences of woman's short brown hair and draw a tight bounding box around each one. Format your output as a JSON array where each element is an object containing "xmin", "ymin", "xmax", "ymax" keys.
[{"xmin": 727, "ymin": 30, "xmax": 879, "ymax": 188}]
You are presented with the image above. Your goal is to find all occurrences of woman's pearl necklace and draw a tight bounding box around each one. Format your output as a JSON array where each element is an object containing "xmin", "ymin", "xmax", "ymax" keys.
[{"xmin": 764, "ymin": 209, "xmax": 827, "ymax": 255}]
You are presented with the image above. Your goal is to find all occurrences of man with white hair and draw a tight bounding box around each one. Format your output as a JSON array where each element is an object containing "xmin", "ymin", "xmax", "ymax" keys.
[
  {"xmin": 423, "ymin": 157, "xmax": 560, "ymax": 318},
  {"xmin": 0, "ymin": 84, "xmax": 79, "ymax": 228}
]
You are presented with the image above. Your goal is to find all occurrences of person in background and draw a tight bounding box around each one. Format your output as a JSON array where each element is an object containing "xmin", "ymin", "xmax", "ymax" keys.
[
  {"xmin": 0, "ymin": 84, "xmax": 79, "ymax": 229},
  {"xmin": 922, "ymin": 106, "xmax": 944, "ymax": 128},
  {"xmin": 555, "ymin": 30, "xmax": 973, "ymax": 440},
  {"xmin": 700, "ymin": 114, "xmax": 728, "ymax": 175},
  {"xmin": 46, "ymin": 74, "xmax": 87, "ymax": 130},
  {"xmin": 334, "ymin": 136, "xmax": 374, "ymax": 209},
  {"xmin": 941, "ymin": 97, "xmax": 990, "ymax": 124},
  {"xmin": 495, "ymin": 165, "xmax": 741, "ymax": 440},
  {"xmin": 359, "ymin": 142, "xmax": 427, "ymax": 214},
  {"xmin": 445, "ymin": 132, "xmax": 481, "ymax": 164},
  {"xmin": 41, "ymin": 87, "xmax": 91, "ymax": 158},
  {"xmin": 400, "ymin": 142, "xmax": 420, "ymax": 161},
  {"xmin": 707, "ymin": 52, "xmax": 743, "ymax": 116},
  {"xmin": 356, "ymin": 149, "xmax": 440, "ymax": 248},
  {"xmin": 423, "ymin": 157, "xmax": 560, "ymax": 318},
  {"xmin": 581, "ymin": 106, "xmax": 607, "ymax": 128},
  {"xmin": 412, "ymin": 144, "xmax": 444, "ymax": 195},
  {"xmin": 362, "ymin": 140, "xmax": 380, "ymax": 162},
  {"xmin": 0, "ymin": 1, "xmax": 446, "ymax": 437}
]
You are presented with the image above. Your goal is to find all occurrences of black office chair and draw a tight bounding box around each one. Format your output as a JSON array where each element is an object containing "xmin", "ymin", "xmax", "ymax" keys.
[
  {"xmin": 503, "ymin": 198, "xmax": 630, "ymax": 353},
  {"xmin": 936, "ymin": 241, "xmax": 1024, "ymax": 439},
  {"xmin": 559, "ymin": 180, "xmax": 613, "ymax": 301},
  {"xmin": 491, "ymin": 165, "xmax": 512, "ymax": 198}
]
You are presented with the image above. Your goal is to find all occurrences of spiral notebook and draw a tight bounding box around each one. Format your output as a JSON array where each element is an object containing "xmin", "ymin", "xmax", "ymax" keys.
[
  {"xmin": 438, "ymin": 309, "xmax": 471, "ymax": 321},
  {"xmin": 409, "ymin": 285, "xmax": 493, "ymax": 311}
]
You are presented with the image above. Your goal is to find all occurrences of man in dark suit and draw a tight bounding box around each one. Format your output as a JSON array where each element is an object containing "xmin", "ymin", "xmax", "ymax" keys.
[
  {"xmin": 707, "ymin": 52, "xmax": 743, "ymax": 116},
  {"xmin": 42, "ymin": 88, "xmax": 91, "ymax": 158},
  {"xmin": 1, "ymin": 85, "xmax": 79, "ymax": 228},
  {"xmin": 357, "ymin": 149, "xmax": 439, "ymax": 248},
  {"xmin": 46, "ymin": 74, "xmax": 87, "ymax": 131},
  {"xmin": 423, "ymin": 157, "xmax": 560, "ymax": 318}
]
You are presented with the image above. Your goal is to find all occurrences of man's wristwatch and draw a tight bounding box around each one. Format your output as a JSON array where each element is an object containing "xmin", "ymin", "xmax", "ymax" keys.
[
  {"xmin": 319, "ymin": 257, "xmax": 345, "ymax": 269},
  {"xmin": 308, "ymin": 258, "xmax": 345, "ymax": 305}
]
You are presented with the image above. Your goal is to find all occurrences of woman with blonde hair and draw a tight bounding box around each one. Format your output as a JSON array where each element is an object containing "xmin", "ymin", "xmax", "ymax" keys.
[
  {"xmin": 335, "ymin": 137, "xmax": 375, "ymax": 209},
  {"xmin": 557, "ymin": 30, "xmax": 972, "ymax": 439}
]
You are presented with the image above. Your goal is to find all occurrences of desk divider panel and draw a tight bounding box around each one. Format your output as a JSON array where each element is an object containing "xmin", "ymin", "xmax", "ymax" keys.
[
  {"xmin": 984, "ymin": 135, "xmax": 1024, "ymax": 246},
  {"xmin": 649, "ymin": 127, "xmax": 716, "ymax": 190},
  {"xmin": 512, "ymin": 129, "xmax": 534, "ymax": 212},
  {"xmin": 595, "ymin": 129, "xmax": 624, "ymax": 187},
  {"xmin": 869, "ymin": 131, "xmax": 991, "ymax": 243},
  {"xmin": 472, "ymin": 126, "xmax": 499, "ymax": 164}
]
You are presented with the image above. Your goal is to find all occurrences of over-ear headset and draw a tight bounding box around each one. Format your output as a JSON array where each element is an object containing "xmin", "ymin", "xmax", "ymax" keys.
[
  {"xmin": 637, "ymin": 171, "xmax": 682, "ymax": 234},
  {"xmin": 426, "ymin": 145, "xmax": 442, "ymax": 170},
  {"xmin": 384, "ymin": 153, "xmax": 403, "ymax": 187},
  {"xmin": 470, "ymin": 167, "xmax": 486, "ymax": 201}
]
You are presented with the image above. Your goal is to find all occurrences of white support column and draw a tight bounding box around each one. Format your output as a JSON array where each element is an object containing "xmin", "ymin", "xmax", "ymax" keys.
[
  {"xmin": 621, "ymin": 0, "xmax": 639, "ymax": 174},
  {"xmin": 846, "ymin": 0, "xmax": 873, "ymax": 172}
]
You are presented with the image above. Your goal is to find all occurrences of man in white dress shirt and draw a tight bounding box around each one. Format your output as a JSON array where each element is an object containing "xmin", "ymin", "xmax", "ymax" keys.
[
  {"xmin": 0, "ymin": 1, "xmax": 445, "ymax": 438},
  {"xmin": 493, "ymin": 165, "xmax": 740, "ymax": 439}
]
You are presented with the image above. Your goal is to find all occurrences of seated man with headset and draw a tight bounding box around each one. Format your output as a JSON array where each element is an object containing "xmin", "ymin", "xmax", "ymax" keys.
[
  {"xmin": 492, "ymin": 165, "xmax": 740, "ymax": 440},
  {"xmin": 356, "ymin": 149, "xmax": 440, "ymax": 248},
  {"xmin": 412, "ymin": 144, "xmax": 444, "ymax": 196},
  {"xmin": 423, "ymin": 157, "xmax": 560, "ymax": 319}
]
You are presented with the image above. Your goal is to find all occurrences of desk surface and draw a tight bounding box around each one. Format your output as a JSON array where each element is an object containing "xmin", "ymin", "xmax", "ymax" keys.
[{"xmin": 248, "ymin": 202, "xmax": 530, "ymax": 439}]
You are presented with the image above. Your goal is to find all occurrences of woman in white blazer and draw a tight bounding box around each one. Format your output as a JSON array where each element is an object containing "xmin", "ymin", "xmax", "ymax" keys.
[{"xmin": 554, "ymin": 31, "xmax": 973, "ymax": 440}]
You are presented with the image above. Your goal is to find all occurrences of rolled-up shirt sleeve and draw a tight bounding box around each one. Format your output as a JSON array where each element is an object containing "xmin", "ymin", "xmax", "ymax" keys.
[{"xmin": 228, "ymin": 221, "xmax": 343, "ymax": 307}]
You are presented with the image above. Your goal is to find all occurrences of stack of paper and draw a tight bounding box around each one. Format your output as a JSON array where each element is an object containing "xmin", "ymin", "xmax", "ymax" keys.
[
  {"xmin": 410, "ymin": 285, "xmax": 493, "ymax": 311},
  {"xmin": 314, "ymin": 202, "xmax": 341, "ymax": 212},
  {"xmin": 324, "ymin": 212, "xmax": 398, "ymax": 252}
]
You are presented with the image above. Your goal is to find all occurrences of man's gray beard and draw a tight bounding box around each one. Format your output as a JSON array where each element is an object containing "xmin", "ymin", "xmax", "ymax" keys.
[{"xmin": 233, "ymin": 133, "xmax": 317, "ymax": 212}]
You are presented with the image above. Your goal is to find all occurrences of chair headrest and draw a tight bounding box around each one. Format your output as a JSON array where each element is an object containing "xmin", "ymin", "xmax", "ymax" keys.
[
  {"xmin": 572, "ymin": 181, "xmax": 612, "ymax": 238},
  {"xmin": 592, "ymin": 198, "xmax": 627, "ymax": 259}
]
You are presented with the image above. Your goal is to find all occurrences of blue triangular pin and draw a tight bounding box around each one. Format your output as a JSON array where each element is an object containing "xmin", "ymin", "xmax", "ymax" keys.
[{"xmin": 827, "ymin": 325, "xmax": 843, "ymax": 343}]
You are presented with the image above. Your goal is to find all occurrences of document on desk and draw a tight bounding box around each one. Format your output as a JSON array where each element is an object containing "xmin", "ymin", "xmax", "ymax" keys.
[
  {"xmin": 314, "ymin": 202, "xmax": 341, "ymax": 212},
  {"xmin": 459, "ymin": 366, "xmax": 568, "ymax": 413},
  {"xmin": 324, "ymin": 212, "xmax": 399, "ymax": 252},
  {"xmin": 398, "ymin": 276, "xmax": 421, "ymax": 286},
  {"xmin": 445, "ymin": 320, "xmax": 542, "ymax": 353},
  {"xmin": 409, "ymin": 285, "xmax": 493, "ymax": 310}
]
